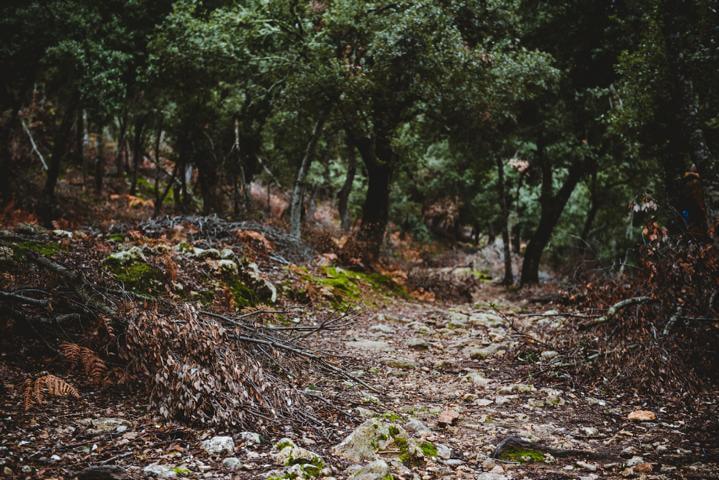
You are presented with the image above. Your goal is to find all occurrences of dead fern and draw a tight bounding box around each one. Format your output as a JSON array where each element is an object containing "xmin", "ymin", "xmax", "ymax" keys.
[
  {"xmin": 23, "ymin": 374, "xmax": 80, "ymax": 411},
  {"xmin": 59, "ymin": 342, "xmax": 108, "ymax": 384}
]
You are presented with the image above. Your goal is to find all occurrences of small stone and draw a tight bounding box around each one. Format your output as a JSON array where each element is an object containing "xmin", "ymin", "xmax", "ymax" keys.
[
  {"xmin": 476, "ymin": 473, "xmax": 508, "ymax": 480},
  {"xmin": 239, "ymin": 431, "xmax": 261, "ymax": 444},
  {"xmin": 627, "ymin": 410, "xmax": 656, "ymax": 422},
  {"xmin": 625, "ymin": 456, "xmax": 644, "ymax": 467},
  {"xmin": 541, "ymin": 350, "xmax": 559, "ymax": 360},
  {"xmin": 77, "ymin": 417, "xmax": 131, "ymax": 434},
  {"xmin": 143, "ymin": 464, "xmax": 176, "ymax": 478},
  {"xmin": 369, "ymin": 324, "xmax": 395, "ymax": 334},
  {"xmin": 345, "ymin": 459, "xmax": 390, "ymax": 479},
  {"xmin": 437, "ymin": 408, "xmax": 460, "ymax": 426},
  {"xmin": 385, "ymin": 357, "xmax": 416, "ymax": 369},
  {"xmin": 3, "ymin": 467, "xmax": 12, "ymax": 476},
  {"xmin": 576, "ymin": 460, "xmax": 597, "ymax": 471},
  {"xmin": 580, "ymin": 427, "xmax": 599, "ymax": 437},
  {"xmin": 201, "ymin": 436, "xmax": 235, "ymax": 455},
  {"xmin": 222, "ymin": 457, "xmax": 242, "ymax": 471},
  {"xmin": 406, "ymin": 338, "xmax": 429, "ymax": 349},
  {"xmin": 21, "ymin": 466, "xmax": 32, "ymax": 474},
  {"xmin": 404, "ymin": 418, "xmax": 431, "ymax": 434},
  {"xmin": 346, "ymin": 340, "xmax": 392, "ymax": 352},
  {"xmin": 435, "ymin": 443, "xmax": 452, "ymax": 460},
  {"xmin": 50, "ymin": 454, "xmax": 61, "ymax": 462}
]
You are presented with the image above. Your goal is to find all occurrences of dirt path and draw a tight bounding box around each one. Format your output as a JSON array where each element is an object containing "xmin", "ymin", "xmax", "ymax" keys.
[
  {"xmin": 3, "ymin": 286, "xmax": 718, "ymax": 479},
  {"xmin": 316, "ymin": 287, "xmax": 719, "ymax": 479}
]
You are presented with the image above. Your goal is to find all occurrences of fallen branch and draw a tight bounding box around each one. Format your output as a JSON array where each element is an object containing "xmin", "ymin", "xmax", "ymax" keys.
[
  {"xmin": 582, "ymin": 296, "xmax": 657, "ymax": 328},
  {"xmin": 0, "ymin": 290, "xmax": 49, "ymax": 306}
]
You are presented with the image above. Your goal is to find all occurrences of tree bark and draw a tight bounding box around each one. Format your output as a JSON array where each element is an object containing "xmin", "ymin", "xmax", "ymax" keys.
[
  {"xmin": 338, "ymin": 139, "xmax": 357, "ymax": 231},
  {"xmin": 129, "ymin": 116, "xmax": 146, "ymax": 195},
  {"xmin": 290, "ymin": 112, "xmax": 328, "ymax": 239},
  {"xmin": 0, "ymin": 108, "xmax": 18, "ymax": 205},
  {"xmin": 496, "ymin": 156, "xmax": 513, "ymax": 285},
  {"xmin": 350, "ymin": 132, "xmax": 395, "ymax": 261},
  {"xmin": 579, "ymin": 169, "xmax": 599, "ymax": 251},
  {"xmin": 520, "ymin": 152, "xmax": 585, "ymax": 285},
  {"xmin": 38, "ymin": 100, "xmax": 78, "ymax": 225},
  {"xmin": 94, "ymin": 126, "xmax": 105, "ymax": 196},
  {"xmin": 114, "ymin": 110, "xmax": 128, "ymax": 176}
]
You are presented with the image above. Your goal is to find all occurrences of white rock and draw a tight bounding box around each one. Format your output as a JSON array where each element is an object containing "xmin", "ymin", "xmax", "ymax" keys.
[
  {"xmin": 107, "ymin": 246, "xmax": 146, "ymax": 264},
  {"xmin": 49, "ymin": 455, "xmax": 61, "ymax": 462},
  {"xmin": 476, "ymin": 473, "xmax": 508, "ymax": 480},
  {"xmin": 143, "ymin": 464, "xmax": 176, "ymax": 478},
  {"xmin": 201, "ymin": 436, "xmax": 235, "ymax": 455},
  {"xmin": 369, "ymin": 324, "xmax": 395, "ymax": 334},
  {"xmin": 273, "ymin": 439, "xmax": 323, "ymax": 469},
  {"xmin": 625, "ymin": 456, "xmax": 644, "ymax": 467},
  {"xmin": 222, "ymin": 457, "xmax": 242, "ymax": 471},
  {"xmin": 239, "ymin": 431, "xmax": 261, "ymax": 444},
  {"xmin": 404, "ymin": 418, "xmax": 431, "ymax": 434},
  {"xmin": 77, "ymin": 417, "xmax": 131, "ymax": 434},
  {"xmin": 406, "ymin": 337, "xmax": 429, "ymax": 349},
  {"xmin": 333, "ymin": 418, "xmax": 406, "ymax": 463},
  {"xmin": 541, "ymin": 350, "xmax": 559, "ymax": 360},
  {"xmin": 576, "ymin": 460, "xmax": 598, "ymax": 471},
  {"xmin": 435, "ymin": 443, "xmax": 452, "ymax": 460},
  {"xmin": 346, "ymin": 459, "xmax": 390, "ymax": 479},
  {"xmin": 345, "ymin": 340, "xmax": 392, "ymax": 352}
]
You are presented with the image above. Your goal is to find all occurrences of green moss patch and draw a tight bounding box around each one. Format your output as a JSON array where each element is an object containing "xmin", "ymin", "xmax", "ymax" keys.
[
  {"xmin": 106, "ymin": 260, "xmax": 163, "ymax": 293},
  {"xmin": 226, "ymin": 278, "xmax": 261, "ymax": 308},
  {"xmin": 419, "ymin": 441, "xmax": 438, "ymax": 457},
  {"xmin": 498, "ymin": 447, "xmax": 546, "ymax": 463},
  {"xmin": 15, "ymin": 240, "xmax": 62, "ymax": 258}
]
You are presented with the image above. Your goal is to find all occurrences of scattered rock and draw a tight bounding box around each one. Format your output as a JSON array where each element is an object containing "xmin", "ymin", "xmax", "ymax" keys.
[
  {"xmin": 239, "ymin": 431, "xmax": 261, "ymax": 444},
  {"xmin": 345, "ymin": 459, "xmax": 390, "ymax": 479},
  {"xmin": 143, "ymin": 464, "xmax": 176, "ymax": 478},
  {"xmin": 404, "ymin": 418, "xmax": 431, "ymax": 434},
  {"xmin": 221, "ymin": 457, "xmax": 242, "ymax": 471},
  {"xmin": 576, "ymin": 460, "xmax": 598, "ymax": 471},
  {"xmin": 625, "ymin": 456, "xmax": 645, "ymax": 467},
  {"xmin": 385, "ymin": 357, "xmax": 416, "ymax": 369},
  {"xmin": 346, "ymin": 339, "xmax": 392, "ymax": 352},
  {"xmin": 437, "ymin": 408, "xmax": 460, "ymax": 426},
  {"xmin": 77, "ymin": 417, "xmax": 131, "ymax": 434},
  {"xmin": 273, "ymin": 438, "xmax": 325, "ymax": 477},
  {"xmin": 476, "ymin": 473, "xmax": 508, "ymax": 480},
  {"xmin": 540, "ymin": 350, "xmax": 559, "ymax": 361},
  {"xmin": 201, "ymin": 436, "xmax": 235, "ymax": 455},
  {"xmin": 77, "ymin": 465, "xmax": 127, "ymax": 480},
  {"xmin": 406, "ymin": 337, "xmax": 429, "ymax": 349},
  {"xmin": 627, "ymin": 410, "xmax": 656, "ymax": 422},
  {"xmin": 435, "ymin": 443, "xmax": 452, "ymax": 459},
  {"xmin": 369, "ymin": 324, "xmax": 395, "ymax": 335},
  {"xmin": 107, "ymin": 247, "xmax": 147, "ymax": 265}
]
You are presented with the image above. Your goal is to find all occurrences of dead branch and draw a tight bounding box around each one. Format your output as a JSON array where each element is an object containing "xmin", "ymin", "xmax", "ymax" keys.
[
  {"xmin": 582, "ymin": 296, "xmax": 657, "ymax": 328},
  {"xmin": 0, "ymin": 290, "xmax": 49, "ymax": 306}
]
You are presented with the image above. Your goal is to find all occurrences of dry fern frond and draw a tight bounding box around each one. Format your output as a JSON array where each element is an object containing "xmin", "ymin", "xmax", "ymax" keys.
[
  {"xmin": 59, "ymin": 342, "xmax": 109, "ymax": 384},
  {"xmin": 23, "ymin": 374, "xmax": 80, "ymax": 411}
]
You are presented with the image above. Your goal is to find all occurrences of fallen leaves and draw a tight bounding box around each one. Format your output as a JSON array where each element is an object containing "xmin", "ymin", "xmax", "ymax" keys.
[{"xmin": 437, "ymin": 408, "xmax": 460, "ymax": 426}]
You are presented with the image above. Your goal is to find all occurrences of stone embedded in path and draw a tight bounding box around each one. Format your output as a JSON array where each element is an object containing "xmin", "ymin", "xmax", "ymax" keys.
[
  {"xmin": 272, "ymin": 438, "xmax": 325, "ymax": 478},
  {"xmin": 628, "ymin": 410, "xmax": 656, "ymax": 422},
  {"xmin": 406, "ymin": 337, "xmax": 430, "ymax": 349},
  {"xmin": 221, "ymin": 457, "xmax": 242, "ymax": 471},
  {"xmin": 385, "ymin": 357, "xmax": 417, "ymax": 369},
  {"xmin": 369, "ymin": 324, "xmax": 395, "ymax": 335},
  {"xmin": 200, "ymin": 436, "xmax": 235, "ymax": 455},
  {"xmin": 143, "ymin": 464, "xmax": 176, "ymax": 478},
  {"xmin": 77, "ymin": 417, "xmax": 131, "ymax": 434},
  {"xmin": 346, "ymin": 339, "xmax": 392, "ymax": 352},
  {"xmin": 345, "ymin": 459, "xmax": 391, "ymax": 479}
]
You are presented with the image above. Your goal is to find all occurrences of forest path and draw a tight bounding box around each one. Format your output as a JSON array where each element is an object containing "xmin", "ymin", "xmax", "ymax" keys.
[{"xmin": 322, "ymin": 285, "xmax": 719, "ymax": 479}]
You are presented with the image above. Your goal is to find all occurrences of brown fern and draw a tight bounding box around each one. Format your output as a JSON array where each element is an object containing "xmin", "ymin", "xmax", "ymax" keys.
[
  {"xmin": 59, "ymin": 342, "xmax": 108, "ymax": 384},
  {"xmin": 23, "ymin": 374, "xmax": 80, "ymax": 411}
]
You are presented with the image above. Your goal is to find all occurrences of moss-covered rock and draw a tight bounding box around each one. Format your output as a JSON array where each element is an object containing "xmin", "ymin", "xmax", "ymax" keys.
[
  {"xmin": 14, "ymin": 240, "xmax": 62, "ymax": 258},
  {"xmin": 105, "ymin": 248, "xmax": 163, "ymax": 293},
  {"xmin": 498, "ymin": 446, "xmax": 546, "ymax": 463},
  {"xmin": 271, "ymin": 439, "xmax": 325, "ymax": 479}
]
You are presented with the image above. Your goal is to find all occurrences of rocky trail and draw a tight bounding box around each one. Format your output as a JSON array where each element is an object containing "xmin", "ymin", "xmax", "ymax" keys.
[
  {"xmin": 4, "ymin": 290, "xmax": 718, "ymax": 479},
  {"xmin": 1, "ymin": 224, "xmax": 718, "ymax": 480}
]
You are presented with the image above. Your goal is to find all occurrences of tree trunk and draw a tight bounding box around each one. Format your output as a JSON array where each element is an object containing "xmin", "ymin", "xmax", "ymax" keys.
[
  {"xmin": 114, "ymin": 111, "xmax": 128, "ymax": 176},
  {"xmin": 129, "ymin": 116, "xmax": 146, "ymax": 195},
  {"xmin": 496, "ymin": 156, "xmax": 513, "ymax": 285},
  {"xmin": 579, "ymin": 169, "xmax": 599, "ymax": 251},
  {"xmin": 94, "ymin": 126, "xmax": 105, "ymax": 196},
  {"xmin": 351, "ymin": 133, "xmax": 394, "ymax": 261},
  {"xmin": 338, "ymin": 139, "xmax": 357, "ymax": 231},
  {"xmin": 0, "ymin": 109, "xmax": 18, "ymax": 205},
  {"xmin": 290, "ymin": 112, "xmax": 328, "ymax": 239},
  {"xmin": 39, "ymin": 100, "xmax": 77, "ymax": 225},
  {"xmin": 520, "ymin": 154, "xmax": 585, "ymax": 285}
]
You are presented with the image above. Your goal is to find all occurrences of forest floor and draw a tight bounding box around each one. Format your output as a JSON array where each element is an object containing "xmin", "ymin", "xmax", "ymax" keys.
[{"xmin": 1, "ymin": 215, "xmax": 718, "ymax": 480}]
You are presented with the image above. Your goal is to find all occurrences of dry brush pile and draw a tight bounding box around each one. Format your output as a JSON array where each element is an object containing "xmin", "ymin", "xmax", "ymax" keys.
[
  {"xmin": 0, "ymin": 224, "xmax": 355, "ymax": 431},
  {"xmin": 523, "ymin": 223, "xmax": 719, "ymax": 396}
]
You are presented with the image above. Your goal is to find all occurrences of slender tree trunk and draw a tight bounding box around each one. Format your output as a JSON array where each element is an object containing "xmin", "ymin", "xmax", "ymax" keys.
[
  {"xmin": 520, "ymin": 154, "xmax": 585, "ymax": 285},
  {"xmin": 338, "ymin": 140, "xmax": 357, "ymax": 232},
  {"xmin": 129, "ymin": 116, "xmax": 146, "ymax": 195},
  {"xmin": 76, "ymin": 109, "xmax": 85, "ymax": 189},
  {"xmin": 496, "ymin": 156, "xmax": 513, "ymax": 285},
  {"xmin": 0, "ymin": 108, "xmax": 19, "ymax": 204},
  {"xmin": 114, "ymin": 111, "xmax": 128, "ymax": 176},
  {"xmin": 94, "ymin": 126, "xmax": 105, "ymax": 196},
  {"xmin": 579, "ymin": 169, "xmax": 599, "ymax": 251},
  {"xmin": 290, "ymin": 112, "xmax": 328, "ymax": 239},
  {"xmin": 39, "ymin": 100, "xmax": 78, "ymax": 225}
]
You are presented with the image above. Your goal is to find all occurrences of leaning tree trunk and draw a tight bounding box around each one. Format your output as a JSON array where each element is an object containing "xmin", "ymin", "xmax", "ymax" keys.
[
  {"xmin": 289, "ymin": 112, "xmax": 328, "ymax": 240},
  {"xmin": 520, "ymin": 157, "xmax": 585, "ymax": 285},
  {"xmin": 337, "ymin": 139, "xmax": 357, "ymax": 232},
  {"xmin": 496, "ymin": 156, "xmax": 513, "ymax": 285}
]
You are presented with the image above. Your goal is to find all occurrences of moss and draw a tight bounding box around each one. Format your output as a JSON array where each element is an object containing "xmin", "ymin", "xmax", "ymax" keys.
[
  {"xmin": 381, "ymin": 475, "xmax": 395, "ymax": 480},
  {"xmin": 106, "ymin": 233, "xmax": 125, "ymax": 243},
  {"xmin": 227, "ymin": 278, "xmax": 261, "ymax": 308},
  {"xmin": 498, "ymin": 447, "xmax": 546, "ymax": 463},
  {"xmin": 15, "ymin": 241, "xmax": 62, "ymax": 257},
  {"xmin": 472, "ymin": 269, "xmax": 492, "ymax": 282},
  {"xmin": 106, "ymin": 260, "xmax": 163, "ymax": 293},
  {"xmin": 419, "ymin": 441, "xmax": 438, "ymax": 458},
  {"xmin": 382, "ymin": 412, "xmax": 402, "ymax": 422},
  {"xmin": 171, "ymin": 466, "xmax": 191, "ymax": 475},
  {"xmin": 275, "ymin": 440, "xmax": 295, "ymax": 451}
]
